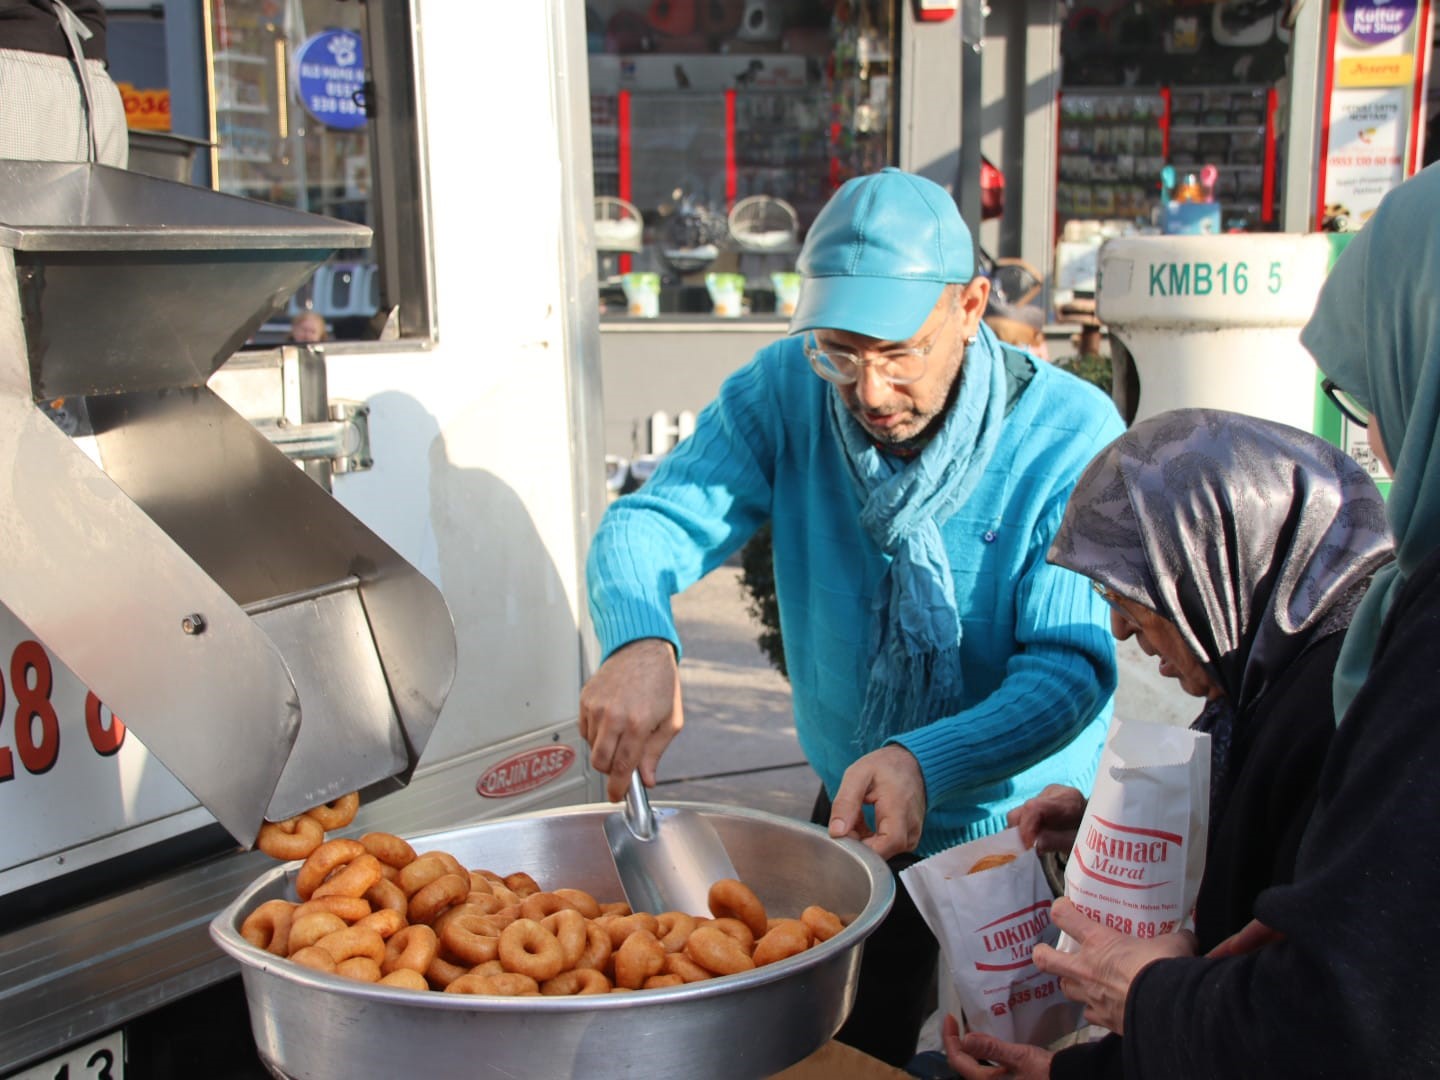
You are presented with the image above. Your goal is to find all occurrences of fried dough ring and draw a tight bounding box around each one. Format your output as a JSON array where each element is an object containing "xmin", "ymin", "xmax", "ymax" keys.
[
  {"xmin": 312, "ymin": 853, "xmax": 384, "ymax": 901},
  {"xmin": 256, "ymin": 815, "xmax": 324, "ymax": 861},
  {"xmin": 408, "ymin": 872, "xmax": 470, "ymax": 925},
  {"xmin": 662, "ymin": 952, "xmax": 714, "ymax": 983},
  {"xmin": 541, "ymin": 969, "xmax": 612, "ymax": 995},
  {"xmin": 753, "ymin": 919, "xmax": 812, "ymax": 966},
  {"xmin": 643, "ymin": 974, "xmax": 685, "ymax": 989},
  {"xmin": 353, "ymin": 908, "xmax": 406, "ymax": 939},
  {"xmin": 288, "ymin": 912, "xmax": 348, "ymax": 954},
  {"xmin": 598, "ymin": 901, "xmax": 632, "ymax": 917},
  {"xmin": 800, "ymin": 905, "xmax": 844, "ymax": 943},
  {"xmin": 293, "ymin": 896, "xmax": 371, "ymax": 924},
  {"xmin": 553, "ymin": 888, "xmax": 602, "ymax": 919},
  {"xmin": 425, "ymin": 953, "xmax": 469, "ymax": 990},
  {"xmin": 240, "ymin": 899, "xmax": 295, "ymax": 956},
  {"xmin": 383, "ymin": 924, "xmax": 439, "ymax": 975},
  {"xmin": 503, "ymin": 872, "xmax": 542, "ymax": 898},
  {"xmin": 708, "ymin": 878, "xmax": 767, "ymax": 939},
  {"xmin": 614, "ymin": 928, "xmax": 666, "ymax": 990},
  {"xmin": 289, "ymin": 945, "xmax": 337, "ymax": 973},
  {"xmin": 537, "ymin": 909, "xmax": 585, "ymax": 968},
  {"xmin": 397, "ymin": 854, "xmax": 451, "ymax": 897},
  {"xmin": 304, "ymin": 792, "xmax": 359, "ymax": 831},
  {"xmin": 498, "ymin": 918, "xmax": 566, "ymax": 982},
  {"xmin": 364, "ymin": 878, "xmax": 409, "ymax": 916},
  {"xmin": 709, "ymin": 917, "xmax": 756, "ymax": 954},
  {"xmin": 604, "ymin": 912, "xmax": 659, "ymax": 950},
  {"xmin": 417, "ymin": 850, "xmax": 467, "ymax": 881},
  {"xmin": 575, "ymin": 921, "xmax": 613, "ymax": 972},
  {"xmin": 378, "ymin": 968, "xmax": 429, "ymax": 991},
  {"xmin": 656, "ymin": 911, "xmax": 697, "ymax": 953},
  {"xmin": 445, "ymin": 972, "xmax": 539, "ymax": 996},
  {"xmin": 314, "ymin": 926, "xmax": 386, "ymax": 965},
  {"xmin": 360, "ymin": 831, "xmax": 416, "ymax": 869},
  {"xmin": 439, "ymin": 910, "xmax": 502, "ymax": 966},
  {"xmin": 519, "ymin": 891, "xmax": 578, "ymax": 921},
  {"xmin": 296, "ymin": 839, "xmax": 367, "ymax": 901},
  {"xmin": 336, "ymin": 956, "xmax": 382, "ymax": 983},
  {"xmin": 685, "ymin": 925, "xmax": 755, "ymax": 976}
]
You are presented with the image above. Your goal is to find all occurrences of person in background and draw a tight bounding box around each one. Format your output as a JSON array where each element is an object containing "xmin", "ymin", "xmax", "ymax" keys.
[
  {"xmin": 941, "ymin": 408, "xmax": 1391, "ymax": 1079},
  {"xmin": 579, "ymin": 167, "xmax": 1124, "ymax": 1067},
  {"xmin": 0, "ymin": 0, "xmax": 128, "ymax": 167},
  {"xmin": 947, "ymin": 163, "xmax": 1440, "ymax": 1079},
  {"xmin": 290, "ymin": 310, "xmax": 328, "ymax": 344},
  {"xmin": 983, "ymin": 296, "xmax": 1049, "ymax": 361}
]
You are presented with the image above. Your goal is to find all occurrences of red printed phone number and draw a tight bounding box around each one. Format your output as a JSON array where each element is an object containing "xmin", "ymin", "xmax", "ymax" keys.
[
  {"xmin": 0, "ymin": 640, "xmax": 125, "ymax": 780},
  {"xmin": 1006, "ymin": 977, "xmax": 1059, "ymax": 1011},
  {"xmin": 1069, "ymin": 900, "xmax": 1180, "ymax": 939}
]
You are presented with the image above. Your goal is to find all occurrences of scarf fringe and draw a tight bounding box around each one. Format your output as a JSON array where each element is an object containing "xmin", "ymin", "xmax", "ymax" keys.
[{"xmin": 855, "ymin": 642, "xmax": 965, "ymax": 752}]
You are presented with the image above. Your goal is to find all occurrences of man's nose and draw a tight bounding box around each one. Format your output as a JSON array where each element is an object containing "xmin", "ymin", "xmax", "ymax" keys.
[
  {"xmin": 1109, "ymin": 608, "xmax": 1135, "ymax": 642},
  {"xmin": 853, "ymin": 364, "xmax": 892, "ymax": 408}
]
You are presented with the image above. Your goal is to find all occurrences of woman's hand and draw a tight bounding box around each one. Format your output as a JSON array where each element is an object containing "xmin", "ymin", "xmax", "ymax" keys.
[
  {"xmin": 942, "ymin": 1014, "xmax": 1054, "ymax": 1080},
  {"xmin": 1031, "ymin": 899, "xmax": 1199, "ymax": 1034},
  {"xmin": 1007, "ymin": 784, "xmax": 1087, "ymax": 853}
]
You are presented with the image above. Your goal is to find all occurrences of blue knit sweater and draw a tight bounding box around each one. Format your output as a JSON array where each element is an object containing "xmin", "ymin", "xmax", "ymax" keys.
[{"xmin": 587, "ymin": 336, "xmax": 1123, "ymax": 855}]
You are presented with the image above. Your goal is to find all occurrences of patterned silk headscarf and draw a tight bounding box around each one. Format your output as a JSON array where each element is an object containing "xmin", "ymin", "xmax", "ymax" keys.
[
  {"xmin": 1301, "ymin": 163, "xmax": 1440, "ymax": 724},
  {"xmin": 1046, "ymin": 409, "xmax": 1392, "ymax": 822}
]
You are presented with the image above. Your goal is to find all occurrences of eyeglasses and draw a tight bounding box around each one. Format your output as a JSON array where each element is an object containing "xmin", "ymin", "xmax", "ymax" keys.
[
  {"xmin": 804, "ymin": 333, "xmax": 939, "ymax": 387},
  {"xmin": 1322, "ymin": 378, "xmax": 1369, "ymax": 428},
  {"xmin": 803, "ymin": 297, "xmax": 957, "ymax": 387},
  {"xmin": 1091, "ymin": 580, "xmax": 1139, "ymax": 626}
]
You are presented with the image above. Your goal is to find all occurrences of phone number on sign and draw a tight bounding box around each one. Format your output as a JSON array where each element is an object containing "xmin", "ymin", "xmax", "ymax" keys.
[
  {"xmin": 0, "ymin": 640, "xmax": 125, "ymax": 781},
  {"xmin": 1068, "ymin": 900, "xmax": 1180, "ymax": 939}
]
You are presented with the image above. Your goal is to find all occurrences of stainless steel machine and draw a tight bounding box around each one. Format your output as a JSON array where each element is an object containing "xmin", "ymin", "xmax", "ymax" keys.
[{"xmin": 0, "ymin": 160, "xmax": 457, "ymax": 846}]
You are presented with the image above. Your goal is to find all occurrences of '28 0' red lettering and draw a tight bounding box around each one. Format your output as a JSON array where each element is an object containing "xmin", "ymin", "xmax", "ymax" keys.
[{"xmin": 0, "ymin": 640, "xmax": 125, "ymax": 781}]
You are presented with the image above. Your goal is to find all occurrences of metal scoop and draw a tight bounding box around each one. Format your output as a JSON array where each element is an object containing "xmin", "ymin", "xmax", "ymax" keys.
[{"xmin": 604, "ymin": 770, "xmax": 737, "ymax": 917}]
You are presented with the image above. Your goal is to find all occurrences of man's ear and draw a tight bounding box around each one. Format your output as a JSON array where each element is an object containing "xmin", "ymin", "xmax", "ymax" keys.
[{"xmin": 959, "ymin": 277, "xmax": 990, "ymax": 335}]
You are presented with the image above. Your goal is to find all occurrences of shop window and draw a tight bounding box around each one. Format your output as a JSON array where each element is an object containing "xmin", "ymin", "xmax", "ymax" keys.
[
  {"xmin": 206, "ymin": 0, "xmax": 429, "ymax": 343},
  {"xmin": 589, "ymin": 0, "xmax": 897, "ymax": 319}
]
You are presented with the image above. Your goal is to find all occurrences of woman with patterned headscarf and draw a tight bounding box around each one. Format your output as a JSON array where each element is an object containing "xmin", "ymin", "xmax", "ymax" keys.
[
  {"xmin": 947, "ymin": 164, "xmax": 1440, "ymax": 1080},
  {"xmin": 939, "ymin": 408, "xmax": 1391, "ymax": 1079}
]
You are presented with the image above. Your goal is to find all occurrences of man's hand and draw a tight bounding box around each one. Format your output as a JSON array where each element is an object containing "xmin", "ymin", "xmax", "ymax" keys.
[
  {"xmin": 1032, "ymin": 898, "xmax": 1199, "ymax": 1034},
  {"xmin": 1006, "ymin": 783, "xmax": 1087, "ymax": 853},
  {"xmin": 942, "ymin": 1014, "xmax": 1054, "ymax": 1080},
  {"xmin": 827, "ymin": 744, "xmax": 926, "ymax": 859},
  {"xmin": 578, "ymin": 638, "xmax": 683, "ymax": 802}
]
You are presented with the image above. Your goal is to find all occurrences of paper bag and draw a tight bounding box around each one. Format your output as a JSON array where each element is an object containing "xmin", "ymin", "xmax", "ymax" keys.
[
  {"xmin": 1059, "ymin": 717, "xmax": 1210, "ymax": 951},
  {"xmin": 902, "ymin": 829, "xmax": 1083, "ymax": 1047}
]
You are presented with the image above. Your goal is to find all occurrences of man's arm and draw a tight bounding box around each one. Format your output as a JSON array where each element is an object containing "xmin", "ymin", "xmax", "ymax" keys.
[{"xmin": 582, "ymin": 350, "xmax": 781, "ymax": 795}]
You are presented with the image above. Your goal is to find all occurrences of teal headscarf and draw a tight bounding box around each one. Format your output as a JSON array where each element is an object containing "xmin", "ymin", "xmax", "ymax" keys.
[{"xmin": 1300, "ymin": 163, "xmax": 1440, "ymax": 723}]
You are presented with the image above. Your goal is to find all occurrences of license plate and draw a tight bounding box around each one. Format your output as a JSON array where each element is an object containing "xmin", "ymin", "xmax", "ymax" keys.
[{"xmin": 12, "ymin": 1031, "xmax": 123, "ymax": 1080}]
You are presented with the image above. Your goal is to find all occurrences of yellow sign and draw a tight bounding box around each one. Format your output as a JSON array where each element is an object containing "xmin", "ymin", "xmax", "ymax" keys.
[
  {"xmin": 118, "ymin": 82, "xmax": 171, "ymax": 131},
  {"xmin": 1337, "ymin": 54, "xmax": 1416, "ymax": 88}
]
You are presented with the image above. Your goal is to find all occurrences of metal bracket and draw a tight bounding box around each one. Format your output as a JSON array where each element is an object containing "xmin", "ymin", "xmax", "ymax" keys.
[{"xmin": 256, "ymin": 399, "xmax": 373, "ymax": 473}]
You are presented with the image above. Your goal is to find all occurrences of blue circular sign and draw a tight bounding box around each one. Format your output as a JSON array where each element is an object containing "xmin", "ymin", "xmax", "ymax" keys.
[
  {"xmin": 294, "ymin": 29, "xmax": 367, "ymax": 131},
  {"xmin": 1343, "ymin": 0, "xmax": 1417, "ymax": 45}
]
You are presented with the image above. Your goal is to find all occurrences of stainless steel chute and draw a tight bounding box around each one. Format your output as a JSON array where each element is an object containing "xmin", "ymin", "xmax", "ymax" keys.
[{"xmin": 0, "ymin": 161, "xmax": 456, "ymax": 845}]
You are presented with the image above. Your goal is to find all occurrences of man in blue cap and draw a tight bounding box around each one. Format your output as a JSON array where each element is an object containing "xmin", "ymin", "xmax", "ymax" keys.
[{"xmin": 580, "ymin": 168, "xmax": 1123, "ymax": 1065}]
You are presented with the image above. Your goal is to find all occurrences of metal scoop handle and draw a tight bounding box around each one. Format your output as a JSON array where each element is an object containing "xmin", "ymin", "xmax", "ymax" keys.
[{"xmin": 624, "ymin": 769, "xmax": 658, "ymax": 841}]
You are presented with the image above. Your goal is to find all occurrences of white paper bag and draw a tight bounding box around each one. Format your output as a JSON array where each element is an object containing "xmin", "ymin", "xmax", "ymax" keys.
[
  {"xmin": 1059, "ymin": 717, "xmax": 1210, "ymax": 951},
  {"xmin": 902, "ymin": 828, "xmax": 1084, "ymax": 1047}
]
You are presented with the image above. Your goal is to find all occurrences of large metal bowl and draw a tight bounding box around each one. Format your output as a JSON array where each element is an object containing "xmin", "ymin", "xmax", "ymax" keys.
[{"xmin": 211, "ymin": 802, "xmax": 895, "ymax": 1080}]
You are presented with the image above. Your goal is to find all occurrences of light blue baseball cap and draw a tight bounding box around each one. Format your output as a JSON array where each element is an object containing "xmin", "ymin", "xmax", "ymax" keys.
[{"xmin": 789, "ymin": 167, "xmax": 976, "ymax": 342}]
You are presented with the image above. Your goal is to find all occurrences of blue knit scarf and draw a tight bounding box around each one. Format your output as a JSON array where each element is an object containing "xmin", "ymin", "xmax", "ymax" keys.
[{"xmin": 827, "ymin": 325, "xmax": 1008, "ymax": 751}]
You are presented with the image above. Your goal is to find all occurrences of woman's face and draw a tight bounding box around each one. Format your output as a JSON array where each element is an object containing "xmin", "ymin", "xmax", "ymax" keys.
[
  {"xmin": 1105, "ymin": 593, "xmax": 1224, "ymax": 701},
  {"xmin": 1367, "ymin": 414, "xmax": 1393, "ymax": 476}
]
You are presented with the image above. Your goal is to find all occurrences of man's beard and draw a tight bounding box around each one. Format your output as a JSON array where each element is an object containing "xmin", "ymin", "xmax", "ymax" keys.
[{"xmin": 844, "ymin": 342, "xmax": 966, "ymax": 451}]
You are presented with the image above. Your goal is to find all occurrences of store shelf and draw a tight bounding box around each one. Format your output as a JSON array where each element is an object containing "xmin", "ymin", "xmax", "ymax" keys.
[
  {"xmin": 1170, "ymin": 124, "xmax": 1266, "ymax": 135},
  {"xmin": 218, "ymin": 102, "xmax": 269, "ymax": 115},
  {"xmin": 213, "ymin": 51, "xmax": 266, "ymax": 65}
]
